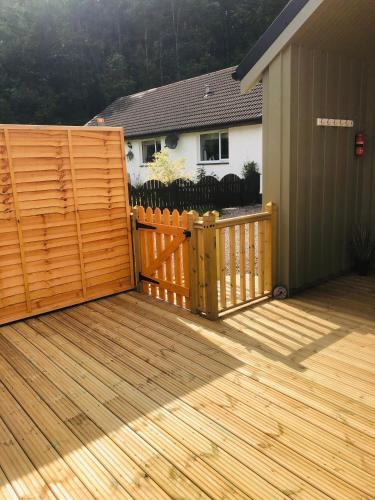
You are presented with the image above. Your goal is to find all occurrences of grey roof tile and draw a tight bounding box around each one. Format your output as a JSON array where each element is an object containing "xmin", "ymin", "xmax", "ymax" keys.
[{"xmin": 87, "ymin": 66, "xmax": 262, "ymax": 137}]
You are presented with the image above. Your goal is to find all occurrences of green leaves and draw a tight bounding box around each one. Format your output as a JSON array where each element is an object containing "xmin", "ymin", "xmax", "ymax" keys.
[
  {"xmin": 350, "ymin": 224, "xmax": 375, "ymax": 272},
  {"xmin": 146, "ymin": 148, "xmax": 190, "ymax": 185},
  {"xmin": 0, "ymin": 0, "xmax": 288, "ymax": 124}
]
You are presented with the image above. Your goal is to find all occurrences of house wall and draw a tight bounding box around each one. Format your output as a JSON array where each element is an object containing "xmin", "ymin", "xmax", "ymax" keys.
[
  {"xmin": 124, "ymin": 123, "xmax": 262, "ymax": 185},
  {"xmin": 263, "ymin": 43, "xmax": 374, "ymax": 292}
]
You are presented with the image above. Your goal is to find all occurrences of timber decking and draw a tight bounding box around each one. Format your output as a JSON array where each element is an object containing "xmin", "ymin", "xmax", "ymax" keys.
[{"xmin": 0, "ymin": 274, "xmax": 375, "ymax": 499}]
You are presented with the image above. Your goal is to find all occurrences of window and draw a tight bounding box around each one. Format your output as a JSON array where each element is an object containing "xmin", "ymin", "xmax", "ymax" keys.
[
  {"xmin": 142, "ymin": 139, "xmax": 161, "ymax": 163},
  {"xmin": 200, "ymin": 131, "xmax": 229, "ymax": 162}
]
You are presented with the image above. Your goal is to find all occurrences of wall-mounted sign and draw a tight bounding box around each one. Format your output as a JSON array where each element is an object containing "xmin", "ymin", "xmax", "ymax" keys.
[{"xmin": 317, "ymin": 118, "xmax": 354, "ymax": 127}]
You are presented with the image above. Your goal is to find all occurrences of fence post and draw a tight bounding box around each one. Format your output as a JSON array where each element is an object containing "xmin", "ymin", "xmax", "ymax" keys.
[
  {"xmin": 202, "ymin": 212, "xmax": 219, "ymax": 320},
  {"xmin": 265, "ymin": 202, "xmax": 277, "ymax": 293},
  {"xmin": 187, "ymin": 211, "xmax": 199, "ymax": 313},
  {"xmin": 130, "ymin": 206, "xmax": 142, "ymax": 291},
  {"xmin": 212, "ymin": 210, "xmax": 220, "ymax": 280}
]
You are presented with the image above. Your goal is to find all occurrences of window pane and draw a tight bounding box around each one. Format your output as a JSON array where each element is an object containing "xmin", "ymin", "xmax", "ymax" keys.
[
  {"xmin": 155, "ymin": 140, "xmax": 161, "ymax": 153},
  {"xmin": 200, "ymin": 133, "xmax": 219, "ymax": 161},
  {"xmin": 220, "ymin": 132, "xmax": 229, "ymax": 159},
  {"xmin": 142, "ymin": 140, "xmax": 156, "ymax": 163}
]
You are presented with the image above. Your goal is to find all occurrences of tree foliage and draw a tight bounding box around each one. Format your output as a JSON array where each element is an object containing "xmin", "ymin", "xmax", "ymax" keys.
[
  {"xmin": 242, "ymin": 160, "xmax": 259, "ymax": 179},
  {"xmin": 0, "ymin": 0, "xmax": 288, "ymax": 124},
  {"xmin": 146, "ymin": 148, "xmax": 189, "ymax": 184}
]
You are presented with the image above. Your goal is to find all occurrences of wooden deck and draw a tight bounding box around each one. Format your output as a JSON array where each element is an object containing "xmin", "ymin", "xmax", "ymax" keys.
[{"xmin": 0, "ymin": 274, "xmax": 375, "ymax": 499}]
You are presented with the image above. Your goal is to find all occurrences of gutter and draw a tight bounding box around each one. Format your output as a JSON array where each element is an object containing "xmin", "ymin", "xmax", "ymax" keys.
[{"xmin": 112, "ymin": 117, "xmax": 263, "ymax": 141}]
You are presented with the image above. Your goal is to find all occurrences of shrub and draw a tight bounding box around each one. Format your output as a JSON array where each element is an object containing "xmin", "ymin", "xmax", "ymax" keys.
[
  {"xmin": 242, "ymin": 161, "xmax": 259, "ymax": 179},
  {"xmin": 132, "ymin": 174, "xmax": 144, "ymax": 189},
  {"xmin": 350, "ymin": 225, "xmax": 375, "ymax": 275},
  {"xmin": 196, "ymin": 165, "xmax": 206, "ymax": 181},
  {"xmin": 146, "ymin": 148, "xmax": 189, "ymax": 185}
]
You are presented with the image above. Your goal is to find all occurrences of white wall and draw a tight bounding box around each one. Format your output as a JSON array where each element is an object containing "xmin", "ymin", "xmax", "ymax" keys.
[{"xmin": 125, "ymin": 123, "xmax": 262, "ymax": 185}]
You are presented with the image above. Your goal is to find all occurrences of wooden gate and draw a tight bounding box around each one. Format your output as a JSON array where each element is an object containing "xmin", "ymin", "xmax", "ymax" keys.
[
  {"xmin": 132, "ymin": 207, "xmax": 195, "ymax": 310},
  {"xmin": 131, "ymin": 203, "xmax": 277, "ymax": 320},
  {"xmin": 0, "ymin": 124, "xmax": 134, "ymax": 324}
]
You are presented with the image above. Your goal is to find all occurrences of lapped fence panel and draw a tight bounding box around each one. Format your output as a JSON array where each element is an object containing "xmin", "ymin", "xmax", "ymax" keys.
[{"xmin": 0, "ymin": 125, "xmax": 134, "ymax": 325}]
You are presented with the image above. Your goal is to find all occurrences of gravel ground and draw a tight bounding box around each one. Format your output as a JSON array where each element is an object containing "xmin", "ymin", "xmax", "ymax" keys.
[
  {"xmin": 219, "ymin": 204, "xmax": 262, "ymax": 274},
  {"xmin": 220, "ymin": 204, "xmax": 262, "ymax": 219}
]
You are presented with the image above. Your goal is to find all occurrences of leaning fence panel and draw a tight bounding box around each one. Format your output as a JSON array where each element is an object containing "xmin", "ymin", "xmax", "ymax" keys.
[{"xmin": 0, "ymin": 124, "xmax": 134, "ymax": 325}]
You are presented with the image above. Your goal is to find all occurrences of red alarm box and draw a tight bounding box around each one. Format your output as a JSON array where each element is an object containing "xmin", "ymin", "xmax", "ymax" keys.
[{"xmin": 355, "ymin": 131, "xmax": 365, "ymax": 157}]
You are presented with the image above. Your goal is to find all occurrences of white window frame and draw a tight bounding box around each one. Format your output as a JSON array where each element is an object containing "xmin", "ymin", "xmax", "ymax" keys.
[
  {"xmin": 198, "ymin": 130, "xmax": 229, "ymax": 164},
  {"xmin": 141, "ymin": 138, "xmax": 162, "ymax": 163}
]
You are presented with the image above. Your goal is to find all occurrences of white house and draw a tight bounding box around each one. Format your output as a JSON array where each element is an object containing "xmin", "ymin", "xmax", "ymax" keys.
[{"xmin": 87, "ymin": 66, "xmax": 262, "ymax": 185}]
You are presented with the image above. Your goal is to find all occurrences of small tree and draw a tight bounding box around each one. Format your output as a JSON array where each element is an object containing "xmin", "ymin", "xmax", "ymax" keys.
[
  {"xmin": 242, "ymin": 161, "xmax": 259, "ymax": 179},
  {"xmin": 146, "ymin": 148, "xmax": 189, "ymax": 185},
  {"xmin": 196, "ymin": 166, "xmax": 219, "ymax": 181},
  {"xmin": 196, "ymin": 165, "xmax": 206, "ymax": 181}
]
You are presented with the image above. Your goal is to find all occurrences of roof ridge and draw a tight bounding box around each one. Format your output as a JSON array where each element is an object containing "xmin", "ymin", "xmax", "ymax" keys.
[
  {"xmin": 117, "ymin": 65, "xmax": 238, "ymax": 102},
  {"xmin": 86, "ymin": 65, "xmax": 262, "ymax": 135}
]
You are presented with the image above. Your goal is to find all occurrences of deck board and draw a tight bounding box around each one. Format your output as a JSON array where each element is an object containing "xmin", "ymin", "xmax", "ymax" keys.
[{"xmin": 0, "ymin": 274, "xmax": 375, "ymax": 499}]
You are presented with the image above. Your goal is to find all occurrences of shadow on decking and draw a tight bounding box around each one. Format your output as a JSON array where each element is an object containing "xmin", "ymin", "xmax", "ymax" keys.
[
  {"xmin": 0, "ymin": 290, "xmax": 247, "ymax": 494},
  {"xmin": 0, "ymin": 273, "xmax": 374, "ymax": 494},
  {"xmin": 216, "ymin": 273, "xmax": 375, "ymax": 372}
]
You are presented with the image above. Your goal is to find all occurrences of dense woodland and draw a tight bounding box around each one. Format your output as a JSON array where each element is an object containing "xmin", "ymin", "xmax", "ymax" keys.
[{"xmin": 0, "ymin": 0, "xmax": 287, "ymax": 125}]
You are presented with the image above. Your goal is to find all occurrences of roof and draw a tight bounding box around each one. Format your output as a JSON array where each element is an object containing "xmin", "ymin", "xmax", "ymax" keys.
[
  {"xmin": 233, "ymin": 0, "xmax": 324, "ymax": 92},
  {"xmin": 233, "ymin": 0, "xmax": 309, "ymax": 81},
  {"xmin": 87, "ymin": 66, "xmax": 262, "ymax": 138}
]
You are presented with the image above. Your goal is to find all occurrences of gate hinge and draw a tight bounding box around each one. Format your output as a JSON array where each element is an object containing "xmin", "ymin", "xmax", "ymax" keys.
[
  {"xmin": 183, "ymin": 230, "xmax": 192, "ymax": 238},
  {"xmin": 139, "ymin": 273, "xmax": 159, "ymax": 284},
  {"xmin": 136, "ymin": 221, "xmax": 157, "ymax": 230}
]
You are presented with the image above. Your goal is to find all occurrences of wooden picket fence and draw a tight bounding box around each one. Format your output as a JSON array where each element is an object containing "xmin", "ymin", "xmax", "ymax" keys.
[
  {"xmin": 131, "ymin": 207, "xmax": 194, "ymax": 310},
  {"xmin": 196, "ymin": 203, "xmax": 277, "ymax": 318},
  {"xmin": 131, "ymin": 203, "xmax": 277, "ymax": 319}
]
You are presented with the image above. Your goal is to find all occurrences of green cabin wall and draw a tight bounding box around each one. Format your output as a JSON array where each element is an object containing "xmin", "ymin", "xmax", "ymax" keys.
[
  {"xmin": 358, "ymin": 68, "xmax": 375, "ymax": 229},
  {"xmin": 263, "ymin": 44, "xmax": 375, "ymax": 292},
  {"xmin": 262, "ymin": 46, "xmax": 292, "ymax": 290}
]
